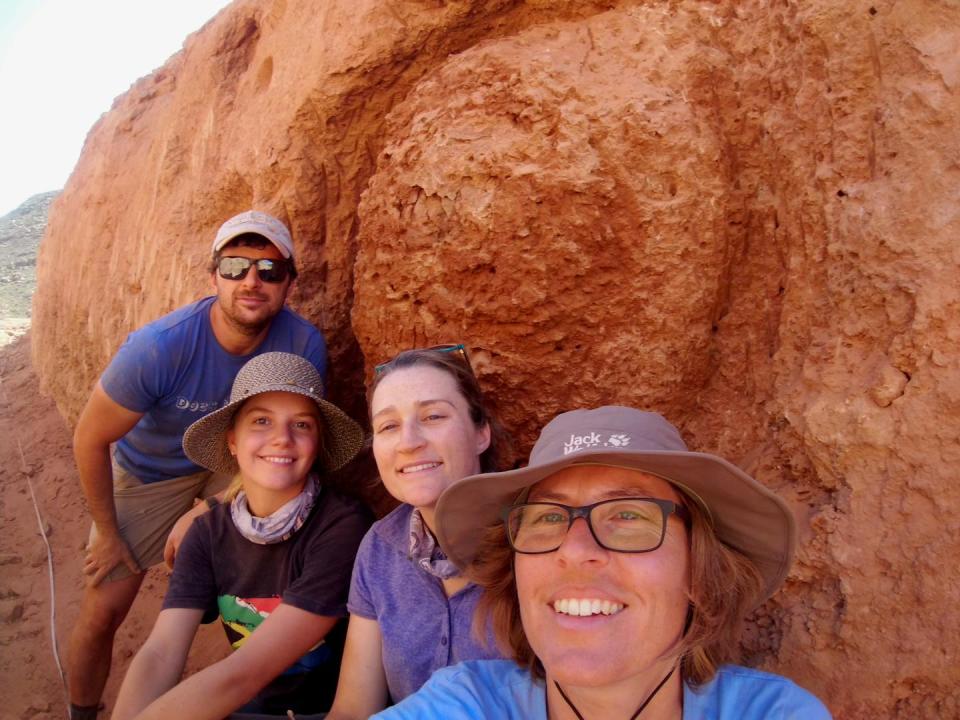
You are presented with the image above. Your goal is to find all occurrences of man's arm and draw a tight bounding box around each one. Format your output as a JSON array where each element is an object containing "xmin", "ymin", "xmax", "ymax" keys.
[
  {"xmin": 112, "ymin": 608, "xmax": 202, "ymax": 720},
  {"xmin": 74, "ymin": 381, "xmax": 144, "ymax": 585},
  {"xmin": 130, "ymin": 604, "xmax": 339, "ymax": 720}
]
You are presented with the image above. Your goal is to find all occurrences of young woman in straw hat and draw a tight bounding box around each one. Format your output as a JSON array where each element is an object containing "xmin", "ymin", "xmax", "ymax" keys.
[
  {"xmin": 326, "ymin": 345, "xmax": 511, "ymax": 720},
  {"xmin": 373, "ymin": 406, "xmax": 832, "ymax": 720},
  {"xmin": 113, "ymin": 352, "xmax": 370, "ymax": 719}
]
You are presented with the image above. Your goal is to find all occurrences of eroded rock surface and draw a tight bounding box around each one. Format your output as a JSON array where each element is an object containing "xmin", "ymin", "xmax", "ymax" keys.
[{"xmin": 31, "ymin": 1, "xmax": 960, "ymax": 717}]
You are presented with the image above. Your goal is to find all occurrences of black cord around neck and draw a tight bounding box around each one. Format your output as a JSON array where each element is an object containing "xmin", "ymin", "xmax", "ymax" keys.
[{"xmin": 551, "ymin": 665, "xmax": 677, "ymax": 720}]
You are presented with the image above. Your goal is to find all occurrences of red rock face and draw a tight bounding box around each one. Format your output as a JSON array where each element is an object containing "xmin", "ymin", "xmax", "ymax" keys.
[
  {"xmin": 32, "ymin": 1, "xmax": 960, "ymax": 717},
  {"xmin": 355, "ymin": 10, "xmax": 732, "ymax": 436}
]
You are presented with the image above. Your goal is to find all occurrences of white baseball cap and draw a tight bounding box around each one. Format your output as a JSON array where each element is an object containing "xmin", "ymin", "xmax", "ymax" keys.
[{"xmin": 212, "ymin": 210, "xmax": 295, "ymax": 259}]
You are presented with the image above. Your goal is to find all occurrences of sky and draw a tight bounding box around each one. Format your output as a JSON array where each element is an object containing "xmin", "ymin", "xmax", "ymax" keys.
[{"xmin": 0, "ymin": 0, "xmax": 233, "ymax": 217}]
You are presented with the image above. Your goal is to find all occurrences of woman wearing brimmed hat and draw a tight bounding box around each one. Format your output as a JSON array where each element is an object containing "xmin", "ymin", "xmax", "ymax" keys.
[
  {"xmin": 373, "ymin": 406, "xmax": 832, "ymax": 720},
  {"xmin": 114, "ymin": 353, "xmax": 371, "ymax": 720}
]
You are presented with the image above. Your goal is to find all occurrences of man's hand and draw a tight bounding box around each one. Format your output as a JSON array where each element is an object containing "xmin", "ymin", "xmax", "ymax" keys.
[
  {"xmin": 84, "ymin": 528, "xmax": 141, "ymax": 587},
  {"xmin": 73, "ymin": 381, "xmax": 145, "ymax": 586},
  {"xmin": 164, "ymin": 500, "xmax": 213, "ymax": 570}
]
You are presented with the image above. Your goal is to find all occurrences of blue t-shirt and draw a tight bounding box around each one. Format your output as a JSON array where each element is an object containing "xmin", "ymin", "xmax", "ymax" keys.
[
  {"xmin": 347, "ymin": 504, "xmax": 503, "ymax": 703},
  {"xmin": 373, "ymin": 660, "xmax": 833, "ymax": 720},
  {"xmin": 101, "ymin": 296, "xmax": 327, "ymax": 483}
]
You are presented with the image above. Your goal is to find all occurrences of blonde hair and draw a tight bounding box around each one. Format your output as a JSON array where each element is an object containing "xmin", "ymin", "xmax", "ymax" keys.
[
  {"xmin": 223, "ymin": 474, "xmax": 243, "ymax": 502},
  {"xmin": 470, "ymin": 487, "xmax": 764, "ymax": 687}
]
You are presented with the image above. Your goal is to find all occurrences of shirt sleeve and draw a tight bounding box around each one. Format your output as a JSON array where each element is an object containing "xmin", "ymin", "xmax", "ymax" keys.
[
  {"xmin": 345, "ymin": 527, "xmax": 378, "ymax": 619},
  {"xmin": 282, "ymin": 497, "xmax": 372, "ymax": 617},
  {"xmin": 100, "ymin": 326, "xmax": 168, "ymax": 413},
  {"xmin": 783, "ymin": 686, "xmax": 833, "ymax": 720},
  {"xmin": 305, "ymin": 330, "xmax": 328, "ymax": 388},
  {"xmin": 163, "ymin": 519, "xmax": 219, "ymax": 623},
  {"xmin": 372, "ymin": 665, "xmax": 484, "ymax": 720},
  {"xmin": 372, "ymin": 662, "xmax": 540, "ymax": 720}
]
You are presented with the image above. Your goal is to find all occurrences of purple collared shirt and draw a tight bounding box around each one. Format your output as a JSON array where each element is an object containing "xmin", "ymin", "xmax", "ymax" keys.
[{"xmin": 347, "ymin": 504, "xmax": 504, "ymax": 702}]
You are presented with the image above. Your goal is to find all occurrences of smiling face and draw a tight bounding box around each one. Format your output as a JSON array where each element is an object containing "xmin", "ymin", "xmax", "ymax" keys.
[
  {"xmin": 514, "ymin": 465, "xmax": 690, "ymax": 690},
  {"xmin": 370, "ymin": 365, "xmax": 491, "ymax": 528},
  {"xmin": 210, "ymin": 240, "xmax": 291, "ymax": 335},
  {"xmin": 227, "ymin": 391, "xmax": 321, "ymax": 516}
]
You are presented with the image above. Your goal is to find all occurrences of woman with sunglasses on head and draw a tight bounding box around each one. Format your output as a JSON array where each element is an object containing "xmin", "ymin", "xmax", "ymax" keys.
[
  {"xmin": 325, "ymin": 345, "xmax": 511, "ymax": 720},
  {"xmin": 113, "ymin": 353, "xmax": 371, "ymax": 719},
  {"xmin": 374, "ymin": 406, "xmax": 832, "ymax": 720}
]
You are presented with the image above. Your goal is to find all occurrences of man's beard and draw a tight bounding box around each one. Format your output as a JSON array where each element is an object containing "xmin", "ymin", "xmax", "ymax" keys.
[{"xmin": 220, "ymin": 292, "xmax": 276, "ymax": 336}]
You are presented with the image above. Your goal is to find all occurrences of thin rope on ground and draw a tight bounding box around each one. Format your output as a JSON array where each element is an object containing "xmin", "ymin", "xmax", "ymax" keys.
[{"xmin": 18, "ymin": 437, "xmax": 70, "ymax": 717}]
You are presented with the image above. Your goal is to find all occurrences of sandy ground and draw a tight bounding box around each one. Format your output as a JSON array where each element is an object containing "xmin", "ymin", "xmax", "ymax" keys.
[{"xmin": 0, "ymin": 335, "xmax": 229, "ymax": 720}]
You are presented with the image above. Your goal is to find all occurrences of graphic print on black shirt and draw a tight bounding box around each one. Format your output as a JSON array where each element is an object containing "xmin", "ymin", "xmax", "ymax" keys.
[{"xmin": 164, "ymin": 486, "xmax": 371, "ymax": 714}]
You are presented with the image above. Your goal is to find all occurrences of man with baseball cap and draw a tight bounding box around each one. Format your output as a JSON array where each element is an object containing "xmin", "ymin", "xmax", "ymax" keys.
[{"xmin": 67, "ymin": 211, "xmax": 327, "ymax": 720}]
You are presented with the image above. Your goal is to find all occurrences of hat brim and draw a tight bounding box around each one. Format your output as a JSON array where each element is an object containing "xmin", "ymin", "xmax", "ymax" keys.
[
  {"xmin": 182, "ymin": 384, "xmax": 364, "ymax": 476},
  {"xmin": 434, "ymin": 447, "xmax": 796, "ymax": 605}
]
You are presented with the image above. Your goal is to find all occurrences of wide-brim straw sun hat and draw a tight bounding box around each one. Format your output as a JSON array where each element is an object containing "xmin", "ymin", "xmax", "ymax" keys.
[
  {"xmin": 183, "ymin": 352, "xmax": 364, "ymax": 475},
  {"xmin": 435, "ymin": 406, "xmax": 796, "ymax": 605}
]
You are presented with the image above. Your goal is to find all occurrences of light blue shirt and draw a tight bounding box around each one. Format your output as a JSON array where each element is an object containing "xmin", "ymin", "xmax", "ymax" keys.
[{"xmin": 372, "ymin": 660, "xmax": 832, "ymax": 720}]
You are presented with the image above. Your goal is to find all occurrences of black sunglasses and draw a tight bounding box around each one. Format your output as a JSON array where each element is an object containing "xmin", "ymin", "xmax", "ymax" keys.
[
  {"xmin": 217, "ymin": 256, "xmax": 290, "ymax": 284},
  {"xmin": 374, "ymin": 343, "xmax": 473, "ymax": 376}
]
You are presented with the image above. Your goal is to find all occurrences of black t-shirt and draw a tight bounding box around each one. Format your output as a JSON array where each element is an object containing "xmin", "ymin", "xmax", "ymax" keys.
[{"xmin": 165, "ymin": 486, "xmax": 372, "ymax": 714}]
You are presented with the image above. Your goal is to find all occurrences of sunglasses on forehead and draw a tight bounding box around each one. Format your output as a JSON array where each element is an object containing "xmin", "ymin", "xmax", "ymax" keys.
[
  {"xmin": 217, "ymin": 256, "xmax": 291, "ymax": 284},
  {"xmin": 374, "ymin": 343, "xmax": 473, "ymax": 376}
]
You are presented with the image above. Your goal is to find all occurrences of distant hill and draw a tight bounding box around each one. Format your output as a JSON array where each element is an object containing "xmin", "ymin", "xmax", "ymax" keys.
[{"xmin": 0, "ymin": 190, "xmax": 59, "ymax": 320}]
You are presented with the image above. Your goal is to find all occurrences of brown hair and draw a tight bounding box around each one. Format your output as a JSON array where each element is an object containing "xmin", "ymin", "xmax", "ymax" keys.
[
  {"xmin": 208, "ymin": 233, "xmax": 299, "ymax": 281},
  {"xmin": 367, "ymin": 348, "xmax": 511, "ymax": 473},
  {"xmin": 470, "ymin": 485, "xmax": 764, "ymax": 688}
]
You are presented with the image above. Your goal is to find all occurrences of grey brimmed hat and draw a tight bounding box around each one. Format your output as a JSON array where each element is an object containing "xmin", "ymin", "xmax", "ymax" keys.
[
  {"xmin": 183, "ymin": 352, "xmax": 363, "ymax": 475},
  {"xmin": 435, "ymin": 406, "xmax": 797, "ymax": 604},
  {"xmin": 212, "ymin": 210, "xmax": 295, "ymax": 259}
]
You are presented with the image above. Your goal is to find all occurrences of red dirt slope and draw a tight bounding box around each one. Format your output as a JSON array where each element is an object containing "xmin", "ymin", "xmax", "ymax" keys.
[{"xmin": 0, "ymin": 335, "xmax": 228, "ymax": 720}]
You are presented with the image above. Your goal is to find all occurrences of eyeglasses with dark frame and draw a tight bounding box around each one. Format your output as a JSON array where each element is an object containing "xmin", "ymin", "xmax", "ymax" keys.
[
  {"xmin": 217, "ymin": 256, "xmax": 291, "ymax": 284},
  {"xmin": 502, "ymin": 497, "xmax": 690, "ymax": 555},
  {"xmin": 373, "ymin": 343, "xmax": 473, "ymax": 376}
]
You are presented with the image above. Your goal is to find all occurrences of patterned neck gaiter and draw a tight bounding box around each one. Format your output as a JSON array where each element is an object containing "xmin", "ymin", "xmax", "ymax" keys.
[
  {"xmin": 230, "ymin": 473, "xmax": 319, "ymax": 545},
  {"xmin": 408, "ymin": 507, "xmax": 461, "ymax": 580}
]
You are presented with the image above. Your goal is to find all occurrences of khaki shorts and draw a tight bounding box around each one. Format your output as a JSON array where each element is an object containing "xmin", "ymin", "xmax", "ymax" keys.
[{"xmin": 87, "ymin": 460, "xmax": 231, "ymax": 583}]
